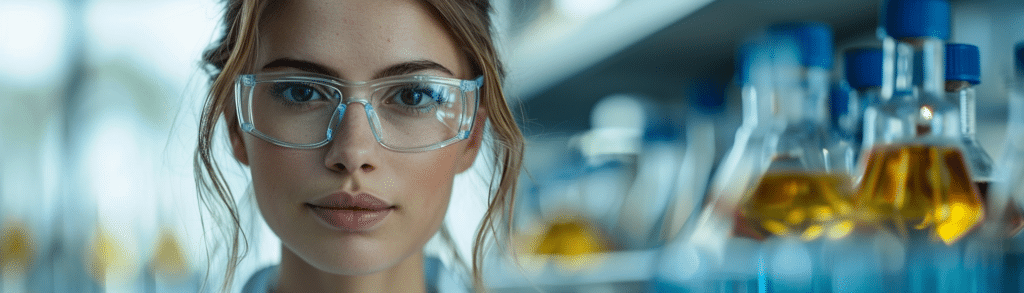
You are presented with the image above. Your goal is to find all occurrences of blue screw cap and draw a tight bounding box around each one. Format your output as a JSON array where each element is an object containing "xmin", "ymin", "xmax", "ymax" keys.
[
  {"xmin": 768, "ymin": 22, "xmax": 834, "ymax": 69},
  {"xmin": 830, "ymin": 81, "xmax": 851, "ymax": 117},
  {"xmin": 688, "ymin": 78, "xmax": 726, "ymax": 115},
  {"xmin": 884, "ymin": 0, "xmax": 950, "ymax": 39},
  {"xmin": 945, "ymin": 43, "xmax": 980, "ymax": 84},
  {"xmin": 1015, "ymin": 41, "xmax": 1024, "ymax": 74},
  {"xmin": 844, "ymin": 48, "xmax": 883, "ymax": 89}
]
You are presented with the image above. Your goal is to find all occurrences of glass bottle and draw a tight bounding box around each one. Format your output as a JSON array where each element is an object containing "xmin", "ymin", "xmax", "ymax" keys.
[{"xmin": 855, "ymin": 0, "xmax": 983, "ymax": 246}]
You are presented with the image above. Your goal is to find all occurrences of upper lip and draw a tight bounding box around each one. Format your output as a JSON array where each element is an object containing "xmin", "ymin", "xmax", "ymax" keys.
[{"xmin": 307, "ymin": 192, "xmax": 394, "ymax": 211}]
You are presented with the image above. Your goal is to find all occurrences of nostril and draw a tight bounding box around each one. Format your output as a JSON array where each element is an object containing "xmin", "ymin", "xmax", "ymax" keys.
[{"xmin": 360, "ymin": 164, "xmax": 375, "ymax": 172}]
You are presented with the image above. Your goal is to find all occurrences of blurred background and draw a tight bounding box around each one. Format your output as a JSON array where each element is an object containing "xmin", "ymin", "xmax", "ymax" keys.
[{"xmin": 1, "ymin": 0, "xmax": 1023, "ymax": 292}]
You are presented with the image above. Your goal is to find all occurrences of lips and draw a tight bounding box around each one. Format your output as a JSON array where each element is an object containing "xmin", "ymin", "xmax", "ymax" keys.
[{"xmin": 307, "ymin": 193, "xmax": 394, "ymax": 231}]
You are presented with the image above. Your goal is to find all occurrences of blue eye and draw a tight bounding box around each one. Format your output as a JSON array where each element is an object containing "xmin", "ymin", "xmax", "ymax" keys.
[{"xmin": 271, "ymin": 82, "xmax": 326, "ymax": 103}]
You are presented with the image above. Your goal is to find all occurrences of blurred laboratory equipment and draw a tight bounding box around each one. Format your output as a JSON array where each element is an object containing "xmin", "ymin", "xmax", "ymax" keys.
[
  {"xmin": 614, "ymin": 97, "xmax": 685, "ymax": 249},
  {"xmin": 685, "ymin": 34, "xmax": 787, "ymax": 264},
  {"xmin": 658, "ymin": 79, "xmax": 725, "ymax": 243},
  {"xmin": 854, "ymin": 0, "xmax": 983, "ymax": 246},
  {"xmin": 842, "ymin": 47, "xmax": 884, "ymax": 168},
  {"xmin": 992, "ymin": 42, "xmax": 1024, "ymax": 293},
  {"xmin": 945, "ymin": 43, "xmax": 1024, "ymax": 238},
  {"xmin": 827, "ymin": 80, "xmax": 859, "ymax": 175},
  {"xmin": 733, "ymin": 23, "xmax": 855, "ymax": 243},
  {"xmin": 526, "ymin": 94, "xmax": 651, "ymax": 271}
]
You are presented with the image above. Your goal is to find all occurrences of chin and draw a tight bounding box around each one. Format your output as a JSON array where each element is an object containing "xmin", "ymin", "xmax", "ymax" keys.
[{"xmin": 287, "ymin": 236, "xmax": 411, "ymax": 276}]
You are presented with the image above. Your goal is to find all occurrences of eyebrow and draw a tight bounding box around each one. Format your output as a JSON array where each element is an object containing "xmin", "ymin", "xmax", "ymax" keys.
[{"xmin": 261, "ymin": 58, "xmax": 455, "ymax": 80}]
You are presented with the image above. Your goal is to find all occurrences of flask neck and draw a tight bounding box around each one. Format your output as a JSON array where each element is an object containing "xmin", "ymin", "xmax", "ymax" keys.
[
  {"xmin": 882, "ymin": 37, "xmax": 946, "ymax": 102},
  {"xmin": 777, "ymin": 67, "xmax": 829, "ymax": 125},
  {"xmin": 946, "ymin": 81, "xmax": 976, "ymax": 138}
]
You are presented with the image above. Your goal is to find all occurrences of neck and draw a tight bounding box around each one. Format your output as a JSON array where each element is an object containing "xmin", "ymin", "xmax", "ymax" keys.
[{"xmin": 275, "ymin": 246, "xmax": 427, "ymax": 293}]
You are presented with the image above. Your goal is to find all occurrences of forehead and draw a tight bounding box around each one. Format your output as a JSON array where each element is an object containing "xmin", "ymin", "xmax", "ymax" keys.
[{"xmin": 257, "ymin": 0, "xmax": 468, "ymax": 80}]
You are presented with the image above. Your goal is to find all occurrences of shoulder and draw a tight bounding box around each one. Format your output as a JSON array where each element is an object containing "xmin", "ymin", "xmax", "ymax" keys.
[{"xmin": 241, "ymin": 265, "xmax": 279, "ymax": 293}]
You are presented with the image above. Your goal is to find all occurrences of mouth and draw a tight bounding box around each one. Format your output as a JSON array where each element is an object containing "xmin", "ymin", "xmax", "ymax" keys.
[{"xmin": 306, "ymin": 193, "xmax": 395, "ymax": 231}]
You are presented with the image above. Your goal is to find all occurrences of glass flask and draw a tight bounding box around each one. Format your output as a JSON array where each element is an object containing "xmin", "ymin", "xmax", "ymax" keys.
[
  {"xmin": 652, "ymin": 34, "xmax": 784, "ymax": 291},
  {"xmin": 855, "ymin": 0, "xmax": 983, "ymax": 246},
  {"xmin": 685, "ymin": 34, "xmax": 787, "ymax": 263},
  {"xmin": 734, "ymin": 23, "xmax": 856, "ymax": 243},
  {"xmin": 945, "ymin": 43, "xmax": 1023, "ymax": 237},
  {"xmin": 734, "ymin": 23, "xmax": 861, "ymax": 293}
]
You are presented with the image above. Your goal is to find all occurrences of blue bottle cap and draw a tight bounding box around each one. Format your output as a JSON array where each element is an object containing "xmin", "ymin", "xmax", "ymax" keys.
[
  {"xmin": 830, "ymin": 81, "xmax": 851, "ymax": 118},
  {"xmin": 884, "ymin": 0, "xmax": 950, "ymax": 39},
  {"xmin": 945, "ymin": 43, "xmax": 980, "ymax": 84},
  {"xmin": 844, "ymin": 48, "xmax": 883, "ymax": 89},
  {"xmin": 768, "ymin": 22, "xmax": 834, "ymax": 69},
  {"xmin": 688, "ymin": 78, "xmax": 726, "ymax": 115},
  {"xmin": 1016, "ymin": 41, "xmax": 1024, "ymax": 74}
]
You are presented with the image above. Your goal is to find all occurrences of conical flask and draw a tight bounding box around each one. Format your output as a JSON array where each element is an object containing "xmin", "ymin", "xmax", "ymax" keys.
[
  {"xmin": 735, "ymin": 23, "xmax": 856, "ymax": 243},
  {"xmin": 685, "ymin": 32, "xmax": 787, "ymax": 263},
  {"xmin": 855, "ymin": 0, "xmax": 983, "ymax": 245}
]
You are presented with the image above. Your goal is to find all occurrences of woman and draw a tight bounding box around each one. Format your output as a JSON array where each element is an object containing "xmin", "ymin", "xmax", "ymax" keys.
[{"xmin": 196, "ymin": 0, "xmax": 523, "ymax": 292}]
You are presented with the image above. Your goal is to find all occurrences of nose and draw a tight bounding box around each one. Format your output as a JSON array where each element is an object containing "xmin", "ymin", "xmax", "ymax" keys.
[{"xmin": 324, "ymin": 101, "xmax": 378, "ymax": 173}]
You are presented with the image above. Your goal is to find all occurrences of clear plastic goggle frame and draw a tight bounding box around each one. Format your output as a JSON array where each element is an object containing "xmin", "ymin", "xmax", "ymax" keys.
[{"xmin": 235, "ymin": 72, "xmax": 483, "ymax": 152}]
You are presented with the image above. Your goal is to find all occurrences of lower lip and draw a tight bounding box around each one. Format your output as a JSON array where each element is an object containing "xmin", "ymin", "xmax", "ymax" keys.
[{"xmin": 307, "ymin": 205, "xmax": 392, "ymax": 231}]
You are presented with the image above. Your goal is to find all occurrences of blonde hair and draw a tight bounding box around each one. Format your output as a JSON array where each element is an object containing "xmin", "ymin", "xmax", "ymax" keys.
[{"xmin": 195, "ymin": 0, "xmax": 523, "ymax": 292}]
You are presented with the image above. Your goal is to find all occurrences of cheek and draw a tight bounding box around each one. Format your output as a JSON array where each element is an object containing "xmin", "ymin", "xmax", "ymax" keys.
[
  {"xmin": 245, "ymin": 138, "xmax": 317, "ymax": 226},
  {"xmin": 386, "ymin": 148, "xmax": 465, "ymax": 238}
]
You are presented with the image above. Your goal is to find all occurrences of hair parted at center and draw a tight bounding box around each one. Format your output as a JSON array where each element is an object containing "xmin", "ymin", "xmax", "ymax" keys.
[{"xmin": 195, "ymin": 0, "xmax": 524, "ymax": 292}]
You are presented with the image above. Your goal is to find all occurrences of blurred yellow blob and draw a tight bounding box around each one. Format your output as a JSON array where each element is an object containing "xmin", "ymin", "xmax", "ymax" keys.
[
  {"xmin": 531, "ymin": 217, "xmax": 610, "ymax": 271},
  {"xmin": 1, "ymin": 221, "xmax": 34, "ymax": 277},
  {"xmin": 150, "ymin": 229, "xmax": 189, "ymax": 281},
  {"xmin": 86, "ymin": 227, "xmax": 137, "ymax": 282}
]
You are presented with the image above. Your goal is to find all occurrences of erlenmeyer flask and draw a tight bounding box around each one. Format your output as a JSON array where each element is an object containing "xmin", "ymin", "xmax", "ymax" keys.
[
  {"xmin": 945, "ymin": 43, "xmax": 1023, "ymax": 237},
  {"xmin": 855, "ymin": 0, "xmax": 983, "ymax": 246},
  {"xmin": 736, "ymin": 23, "xmax": 856, "ymax": 242},
  {"xmin": 686, "ymin": 33, "xmax": 787, "ymax": 263}
]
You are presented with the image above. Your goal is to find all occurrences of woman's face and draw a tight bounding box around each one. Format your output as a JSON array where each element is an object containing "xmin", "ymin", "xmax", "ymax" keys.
[{"xmin": 230, "ymin": 0, "xmax": 480, "ymax": 275}]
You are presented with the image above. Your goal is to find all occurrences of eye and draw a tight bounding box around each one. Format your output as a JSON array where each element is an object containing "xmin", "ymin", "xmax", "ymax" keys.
[
  {"xmin": 390, "ymin": 85, "xmax": 447, "ymax": 108},
  {"xmin": 271, "ymin": 82, "xmax": 326, "ymax": 103}
]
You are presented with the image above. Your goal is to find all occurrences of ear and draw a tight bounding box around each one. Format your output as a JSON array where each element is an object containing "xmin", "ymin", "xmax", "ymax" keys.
[
  {"xmin": 228, "ymin": 118, "xmax": 250, "ymax": 166},
  {"xmin": 455, "ymin": 106, "xmax": 487, "ymax": 173}
]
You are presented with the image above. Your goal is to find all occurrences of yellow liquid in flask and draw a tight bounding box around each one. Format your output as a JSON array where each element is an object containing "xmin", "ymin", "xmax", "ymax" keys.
[
  {"xmin": 739, "ymin": 172, "xmax": 856, "ymax": 241},
  {"xmin": 855, "ymin": 144, "xmax": 984, "ymax": 244}
]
